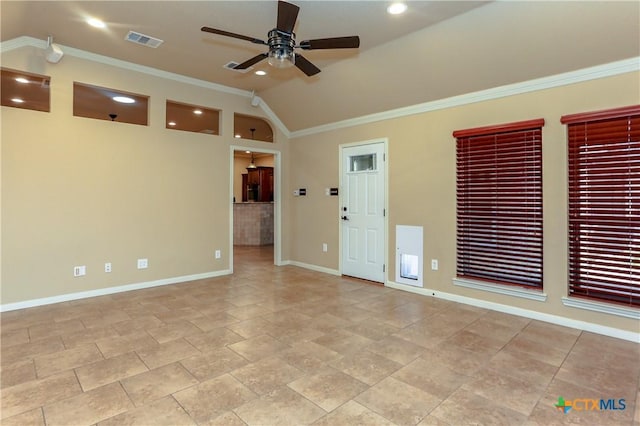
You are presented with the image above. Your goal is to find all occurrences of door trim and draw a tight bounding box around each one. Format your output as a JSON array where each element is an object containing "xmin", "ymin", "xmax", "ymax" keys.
[
  {"xmin": 229, "ymin": 145, "xmax": 282, "ymax": 272},
  {"xmin": 338, "ymin": 138, "xmax": 389, "ymax": 284}
]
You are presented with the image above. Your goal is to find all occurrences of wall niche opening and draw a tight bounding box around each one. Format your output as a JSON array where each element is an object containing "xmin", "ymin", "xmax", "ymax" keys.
[
  {"xmin": 234, "ymin": 113, "xmax": 274, "ymax": 143},
  {"xmin": 73, "ymin": 82, "xmax": 148, "ymax": 125},
  {"xmin": 166, "ymin": 100, "xmax": 220, "ymax": 135},
  {"xmin": 1, "ymin": 68, "xmax": 51, "ymax": 113}
]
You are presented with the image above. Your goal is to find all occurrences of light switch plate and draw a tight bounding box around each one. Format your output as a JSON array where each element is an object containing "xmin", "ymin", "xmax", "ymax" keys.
[{"xmin": 73, "ymin": 265, "xmax": 86, "ymax": 277}]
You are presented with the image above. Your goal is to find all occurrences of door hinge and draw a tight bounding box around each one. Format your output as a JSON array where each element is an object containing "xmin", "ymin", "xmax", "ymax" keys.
[
  {"xmin": 383, "ymin": 208, "xmax": 386, "ymax": 217},
  {"xmin": 383, "ymin": 153, "xmax": 386, "ymax": 161},
  {"xmin": 383, "ymin": 264, "xmax": 386, "ymax": 272}
]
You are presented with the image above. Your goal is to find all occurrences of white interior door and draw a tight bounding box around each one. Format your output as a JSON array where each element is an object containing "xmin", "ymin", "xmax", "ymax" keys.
[{"xmin": 341, "ymin": 142, "xmax": 385, "ymax": 283}]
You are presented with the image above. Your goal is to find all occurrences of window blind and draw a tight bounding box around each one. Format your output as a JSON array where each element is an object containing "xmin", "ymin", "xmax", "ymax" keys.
[
  {"xmin": 563, "ymin": 105, "xmax": 640, "ymax": 307},
  {"xmin": 454, "ymin": 119, "xmax": 544, "ymax": 289}
]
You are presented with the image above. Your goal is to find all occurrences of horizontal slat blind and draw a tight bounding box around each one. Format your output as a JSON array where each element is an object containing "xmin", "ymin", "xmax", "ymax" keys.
[
  {"xmin": 456, "ymin": 120, "xmax": 543, "ymax": 289},
  {"xmin": 565, "ymin": 106, "xmax": 640, "ymax": 307}
]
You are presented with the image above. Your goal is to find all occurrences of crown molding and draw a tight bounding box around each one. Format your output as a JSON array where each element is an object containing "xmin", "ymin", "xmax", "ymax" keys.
[
  {"xmin": 0, "ymin": 36, "xmax": 30, "ymax": 53},
  {"xmin": 3, "ymin": 37, "xmax": 637, "ymax": 141},
  {"xmin": 256, "ymin": 97, "xmax": 291, "ymax": 138},
  {"xmin": 0, "ymin": 36, "xmax": 292, "ymax": 137},
  {"xmin": 290, "ymin": 56, "xmax": 640, "ymax": 138}
]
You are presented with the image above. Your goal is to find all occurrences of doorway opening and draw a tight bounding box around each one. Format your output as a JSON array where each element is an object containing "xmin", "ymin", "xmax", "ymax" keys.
[{"xmin": 230, "ymin": 146, "xmax": 281, "ymax": 271}]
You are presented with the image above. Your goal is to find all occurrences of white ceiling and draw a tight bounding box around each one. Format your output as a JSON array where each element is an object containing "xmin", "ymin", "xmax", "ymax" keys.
[{"xmin": 2, "ymin": 1, "xmax": 639, "ymax": 132}]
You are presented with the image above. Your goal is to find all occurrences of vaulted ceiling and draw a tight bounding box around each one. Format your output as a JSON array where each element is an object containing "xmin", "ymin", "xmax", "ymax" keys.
[{"xmin": 2, "ymin": 1, "xmax": 639, "ymax": 132}]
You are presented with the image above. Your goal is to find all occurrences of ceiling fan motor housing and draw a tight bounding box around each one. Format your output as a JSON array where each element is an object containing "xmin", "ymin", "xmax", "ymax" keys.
[
  {"xmin": 201, "ymin": 1, "xmax": 359, "ymax": 76},
  {"xmin": 267, "ymin": 29, "xmax": 295, "ymax": 68}
]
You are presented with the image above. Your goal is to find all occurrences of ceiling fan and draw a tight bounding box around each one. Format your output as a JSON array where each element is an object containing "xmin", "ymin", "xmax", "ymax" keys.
[{"xmin": 201, "ymin": 0, "xmax": 360, "ymax": 76}]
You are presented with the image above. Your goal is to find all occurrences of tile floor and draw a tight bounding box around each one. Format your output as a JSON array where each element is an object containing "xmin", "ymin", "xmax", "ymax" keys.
[{"xmin": 1, "ymin": 246, "xmax": 639, "ymax": 425}]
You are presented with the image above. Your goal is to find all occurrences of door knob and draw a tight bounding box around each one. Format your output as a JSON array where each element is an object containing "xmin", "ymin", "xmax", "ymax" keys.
[{"xmin": 341, "ymin": 216, "xmax": 349, "ymax": 221}]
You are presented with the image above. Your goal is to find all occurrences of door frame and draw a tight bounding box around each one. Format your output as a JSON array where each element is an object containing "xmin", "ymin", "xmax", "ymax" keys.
[
  {"xmin": 338, "ymin": 138, "xmax": 389, "ymax": 284},
  {"xmin": 229, "ymin": 145, "xmax": 283, "ymax": 272}
]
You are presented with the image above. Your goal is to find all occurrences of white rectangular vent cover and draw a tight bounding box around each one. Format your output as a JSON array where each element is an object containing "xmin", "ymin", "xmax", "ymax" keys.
[
  {"xmin": 223, "ymin": 61, "xmax": 251, "ymax": 73},
  {"xmin": 125, "ymin": 31, "xmax": 163, "ymax": 48}
]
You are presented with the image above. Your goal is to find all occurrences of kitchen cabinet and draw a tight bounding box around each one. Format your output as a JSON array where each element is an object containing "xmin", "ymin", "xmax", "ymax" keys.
[{"xmin": 242, "ymin": 166, "xmax": 273, "ymax": 202}]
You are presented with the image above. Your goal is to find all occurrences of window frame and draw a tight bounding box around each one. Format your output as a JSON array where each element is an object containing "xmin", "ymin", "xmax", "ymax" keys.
[
  {"xmin": 454, "ymin": 118, "xmax": 545, "ymax": 292},
  {"xmin": 562, "ymin": 105, "xmax": 640, "ymax": 308}
]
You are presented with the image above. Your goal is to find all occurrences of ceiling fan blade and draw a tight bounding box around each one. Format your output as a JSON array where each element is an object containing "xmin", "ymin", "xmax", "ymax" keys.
[
  {"xmin": 201, "ymin": 26, "xmax": 266, "ymax": 45},
  {"xmin": 299, "ymin": 36, "xmax": 360, "ymax": 50},
  {"xmin": 277, "ymin": 1, "xmax": 300, "ymax": 33},
  {"xmin": 234, "ymin": 53, "xmax": 269, "ymax": 69},
  {"xmin": 294, "ymin": 54, "xmax": 321, "ymax": 76}
]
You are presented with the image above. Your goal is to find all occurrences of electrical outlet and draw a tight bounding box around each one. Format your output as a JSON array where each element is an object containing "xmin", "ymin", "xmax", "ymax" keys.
[
  {"xmin": 215, "ymin": 250, "xmax": 221, "ymax": 259},
  {"xmin": 137, "ymin": 258, "xmax": 148, "ymax": 269},
  {"xmin": 322, "ymin": 243, "xmax": 328, "ymax": 252},
  {"xmin": 431, "ymin": 259, "xmax": 439, "ymax": 271},
  {"xmin": 105, "ymin": 262, "xmax": 112, "ymax": 273},
  {"xmin": 73, "ymin": 265, "xmax": 86, "ymax": 277}
]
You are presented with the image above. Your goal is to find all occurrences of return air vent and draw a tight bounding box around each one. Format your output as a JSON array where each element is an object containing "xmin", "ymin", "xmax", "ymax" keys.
[
  {"xmin": 223, "ymin": 61, "xmax": 251, "ymax": 73},
  {"xmin": 125, "ymin": 31, "xmax": 164, "ymax": 48}
]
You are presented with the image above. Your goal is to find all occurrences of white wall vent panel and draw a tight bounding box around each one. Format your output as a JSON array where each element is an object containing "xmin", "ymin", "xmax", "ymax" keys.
[
  {"xmin": 223, "ymin": 61, "xmax": 252, "ymax": 73},
  {"xmin": 125, "ymin": 31, "xmax": 164, "ymax": 48},
  {"xmin": 396, "ymin": 225, "xmax": 423, "ymax": 287}
]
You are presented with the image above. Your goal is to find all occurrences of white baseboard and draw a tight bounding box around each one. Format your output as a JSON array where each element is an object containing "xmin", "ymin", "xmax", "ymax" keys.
[
  {"xmin": 4, "ymin": 266, "xmax": 636, "ymax": 343},
  {"xmin": 280, "ymin": 260, "xmax": 340, "ymax": 276},
  {"xmin": 0, "ymin": 270, "xmax": 232, "ymax": 312},
  {"xmin": 386, "ymin": 280, "xmax": 640, "ymax": 343}
]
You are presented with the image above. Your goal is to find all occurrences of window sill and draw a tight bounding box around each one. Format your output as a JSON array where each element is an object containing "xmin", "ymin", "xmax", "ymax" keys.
[
  {"xmin": 562, "ymin": 297, "xmax": 640, "ymax": 320},
  {"xmin": 453, "ymin": 277, "xmax": 547, "ymax": 302}
]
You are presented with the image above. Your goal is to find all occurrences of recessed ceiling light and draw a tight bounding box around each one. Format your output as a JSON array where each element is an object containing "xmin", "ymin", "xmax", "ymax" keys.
[
  {"xmin": 113, "ymin": 96, "xmax": 135, "ymax": 104},
  {"xmin": 168, "ymin": 121, "xmax": 176, "ymax": 126},
  {"xmin": 235, "ymin": 134, "xmax": 242, "ymax": 138},
  {"xmin": 245, "ymin": 150, "xmax": 251, "ymax": 154},
  {"xmin": 11, "ymin": 98, "xmax": 25, "ymax": 103},
  {"xmin": 87, "ymin": 18, "xmax": 106, "ymax": 28},
  {"xmin": 15, "ymin": 77, "xmax": 29, "ymax": 84},
  {"xmin": 387, "ymin": 2, "xmax": 407, "ymax": 15},
  {"xmin": 193, "ymin": 109, "xmax": 203, "ymax": 115},
  {"xmin": 255, "ymin": 70, "xmax": 267, "ymax": 76}
]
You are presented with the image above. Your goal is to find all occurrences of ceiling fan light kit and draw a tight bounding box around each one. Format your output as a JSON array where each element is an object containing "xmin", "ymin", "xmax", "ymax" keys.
[
  {"xmin": 267, "ymin": 29, "xmax": 295, "ymax": 68},
  {"xmin": 201, "ymin": 0, "xmax": 360, "ymax": 77}
]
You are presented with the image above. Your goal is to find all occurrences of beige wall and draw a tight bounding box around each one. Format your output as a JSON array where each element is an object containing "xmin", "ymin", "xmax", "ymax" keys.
[
  {"xmin": 2, "ymin": 43, "xmax": 638, "ymax": 336},
  {"xmin": 1, "ymin": 46, "xmax": 289, "ymax": 305},
  {"xmin": 288, "ymin": 71, "xmax": 640, "ymax": 333}
]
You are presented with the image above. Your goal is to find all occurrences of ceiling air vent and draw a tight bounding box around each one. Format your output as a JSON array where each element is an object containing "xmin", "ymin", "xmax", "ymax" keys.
[
  {"xmin": 223, "ymin": 61, "xmax": 251, "ymax": 74},
  {"xmin": 125, "ymin": 31, "xmax": 164, "ymax": 48}
]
